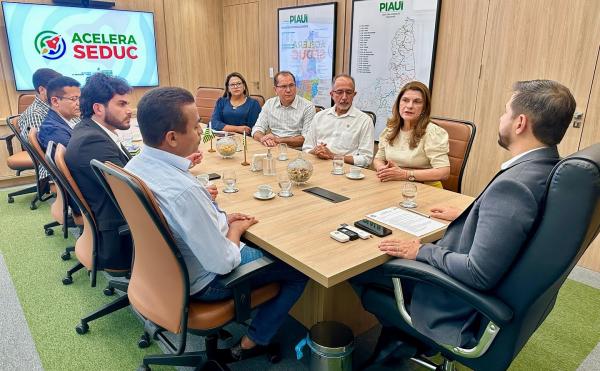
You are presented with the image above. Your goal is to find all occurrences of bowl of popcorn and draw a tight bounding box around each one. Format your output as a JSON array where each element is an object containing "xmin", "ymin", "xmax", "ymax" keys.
[
  {"xmin": 216, "ymin": 135, "xmax": 237, "ymax": 158},
  {"xmin": 287, "ymin": 152, "xmax": 313, "ymax": 184}
]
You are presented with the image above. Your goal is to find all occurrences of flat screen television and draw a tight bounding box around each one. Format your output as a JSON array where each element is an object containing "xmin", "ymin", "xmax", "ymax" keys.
[{"xmin": 2, "ymin": 2, "xmax": 159, "ymax": 91}]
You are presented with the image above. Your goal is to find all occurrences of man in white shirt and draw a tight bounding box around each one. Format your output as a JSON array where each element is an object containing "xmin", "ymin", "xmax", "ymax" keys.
[
  {"xmin": 302, "ymin": 74, "xmax": 374, "ymax": 167},
  {"xmin": 251, "ymin": 71, "xmax": 315, "ymax": 148}
]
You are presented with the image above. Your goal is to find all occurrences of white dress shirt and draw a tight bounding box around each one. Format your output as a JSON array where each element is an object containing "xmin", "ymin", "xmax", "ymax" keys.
[
  {"xmin": 251, "ymin": 95, "xmax": 315, "ymax": 138},
  {"xmin": 125, "ymin": 145, "xmax": 241, "ymax": 294},
  {"xmin": 302, "ymin": 105, "xmax": 375, "ymax": 167}
]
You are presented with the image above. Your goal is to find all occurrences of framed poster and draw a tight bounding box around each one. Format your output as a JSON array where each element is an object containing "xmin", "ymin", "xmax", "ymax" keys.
[
  {"xmin": 278, "ymin": 3, "xmax": 337, "ymax": 108},
  {"xmin": 350, "ymin": 0, "xmax": 441, "ymax": 136}
]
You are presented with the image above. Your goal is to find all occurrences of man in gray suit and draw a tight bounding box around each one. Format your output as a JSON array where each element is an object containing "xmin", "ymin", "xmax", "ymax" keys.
[{"xmin": 353, "ymin": 80, "xmax": 576, "ymax": 355}]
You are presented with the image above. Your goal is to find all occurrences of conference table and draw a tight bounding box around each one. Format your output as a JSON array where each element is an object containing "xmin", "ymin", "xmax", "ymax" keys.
[{"xmin": 183, "ymin": 134, "xmax": 474, "ymax": 334}]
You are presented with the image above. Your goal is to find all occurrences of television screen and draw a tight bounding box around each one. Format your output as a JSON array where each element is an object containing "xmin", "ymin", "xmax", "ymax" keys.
[{"xmin": 2, "ymin": 2, "xmax": 159, "ymax": 91}]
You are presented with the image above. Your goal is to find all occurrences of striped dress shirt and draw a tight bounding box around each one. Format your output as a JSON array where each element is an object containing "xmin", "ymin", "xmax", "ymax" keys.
[{"xmin": 251, "ymin": 95, "xmax": 315, "ymax": 138}]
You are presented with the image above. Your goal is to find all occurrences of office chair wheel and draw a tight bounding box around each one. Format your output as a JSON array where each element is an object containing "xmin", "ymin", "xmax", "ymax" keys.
[
  {"xmin": 266, "ymin": 343, "xmax": 282, "ymax": 364},
  {"xmin": 62, "ymin": 276, "xmax": 73, "ymax": 285},
  {"xmin": 137, "ymin": 364, "xmax": 151, "ymax": 371},
  {"xmin": 45, "ymin": 228, "xmax": 54, "ymax": 236},
  {"xmin": 138, "ymin": 333, "xmax": 151, "ymax": 348},
  {"xmin": 30, "ymin": 203, "xmax": 38, "ymax": 210},
  {"xmin": 103, "ymin": 287, "xmax": 115, "ymax": 296},
  {"xmin": 75, "ymin": 322, "xmax": 89, "ymax": 335},
  {"xmin": 61, "ymin": 251, "xmax": 71, "ymax": 261},
  {"xmin": 7, "ymin": 196, "xmax": 14, "ymax": 203}
]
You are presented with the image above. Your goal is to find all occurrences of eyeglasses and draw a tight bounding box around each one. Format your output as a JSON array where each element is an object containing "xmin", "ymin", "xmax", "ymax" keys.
[
  {"xmin": 57, "ymin": 96, "xmax": 80, "ymax": 102},
  {"xmin": 276, "ymin": 83, "xmax": 296, "ymax": 91},
  {"xmin": 228, "ymin": 82, "xmax": 243, "ymax": 88},
  {"xmin": 332, "ymin": 89, "xmax": 355, "ymax": 96}
]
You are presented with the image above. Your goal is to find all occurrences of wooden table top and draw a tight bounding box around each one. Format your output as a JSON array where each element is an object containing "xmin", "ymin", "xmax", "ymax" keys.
[{"xmin": 188, "ymin": 135, "xmax": 474, "ymax": 288}]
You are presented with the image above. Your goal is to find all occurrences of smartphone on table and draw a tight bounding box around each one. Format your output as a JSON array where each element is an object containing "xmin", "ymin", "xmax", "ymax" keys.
[{"xmin": 354, "ymin": 219, "xmax": 392, "ymax": 237}]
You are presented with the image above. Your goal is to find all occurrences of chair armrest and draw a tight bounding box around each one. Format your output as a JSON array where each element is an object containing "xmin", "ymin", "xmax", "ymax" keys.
[
  {"xmin": 383, "ymin": 259, "xmax": 513, "ymax": 326},
  {"xmin": 0, "ymin": 133, "xmax": 16, "ymax": 155},
  {"xmin": 217, "ymin": 256, "xmax": 276, "ymax": 323},
  {"xmin": 219, "ymin": 256, "xmax": 275, "ymax": 288},
  {"xmin": 118, "ymin": 224, "xmax": 130, "ymax": 236}
]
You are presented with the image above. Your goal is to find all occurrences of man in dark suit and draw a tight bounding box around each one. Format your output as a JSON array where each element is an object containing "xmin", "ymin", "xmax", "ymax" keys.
[
  {"xmin": 353, "ymin": 80, "xmax": 576, "ymax": 355},
  {"xmin": 65, "ymin": 73, "xmax": 133, "ymax": 270},
  {"xmin": 37, "ymin": 76, "xmax": 81, "ymax": 151}
]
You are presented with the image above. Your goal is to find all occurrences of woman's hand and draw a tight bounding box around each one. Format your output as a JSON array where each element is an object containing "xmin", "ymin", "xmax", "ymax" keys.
[
  {"xmin": 376, "ymin": 163, "xmax": 408, "ymax": 182},
  {"xmin": 236, "ymin": 126, "xmax": 252, "ymax": 135},
  {"xmin": 378, "ymin": 238, "xmax": 422, "ymax": 259}
]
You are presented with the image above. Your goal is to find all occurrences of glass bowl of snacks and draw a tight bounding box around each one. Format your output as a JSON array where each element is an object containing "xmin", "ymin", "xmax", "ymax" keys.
[
  {"xmin": 216, "ymin": 134, "xmax": 237, "ymax": 158},
  {"xmin": 287, "ymin": 152, "xmax": 313, "ymax": 185}
]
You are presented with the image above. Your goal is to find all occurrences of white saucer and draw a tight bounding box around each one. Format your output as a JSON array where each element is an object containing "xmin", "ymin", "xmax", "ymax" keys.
[
  {"xmin": 346, "ymin": 173, "xmax": 365, "ymax": 180},
  {"xmin": 253, "ymin": 191, "xmax": 276, "ymax": 200}
]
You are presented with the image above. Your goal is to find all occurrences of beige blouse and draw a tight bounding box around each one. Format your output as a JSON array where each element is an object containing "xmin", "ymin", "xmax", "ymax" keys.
[{"xmin": 375, "ymin": 122, "xmax": 450, "ymax": 169}]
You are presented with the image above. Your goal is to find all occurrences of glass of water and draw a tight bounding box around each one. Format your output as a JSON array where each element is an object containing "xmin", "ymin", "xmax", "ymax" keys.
[
  {"xmin": 278, "ymin": 143, "xmax": 288, "ymax": 161},
  {"xmin": 277, "ymin": 172, "xmax": 293, "ymax": 197},
  {"xmin": 222, "ymin": 169, "xmax": 238, "ymax": 193},
  {"xmin": 332, "ymin": 154, "xmax": 344, "ymax": 175},
  {"xmin": 401, "ymin": 182, "xmax": 418, "ymax": 208},
  {"xmin": 196, "ymin": 173, "xmax": 210, "ymax": 187}
]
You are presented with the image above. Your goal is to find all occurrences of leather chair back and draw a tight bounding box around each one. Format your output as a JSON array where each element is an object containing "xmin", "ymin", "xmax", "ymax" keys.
[
  {"xmin": 28, "ymin": 128, "xmax": 71, "ymax": 225},
  {"xmin": 430, "ymin": 117, "xmax": 476, "ymax": 193},
  {"xmin": 46, "ymin": 143, "xmax": 98, "ymax": 281},
  {"xmin": 362, "ymin": 110, "xmax": 377, "ymax": 126},
  {"xmin": 476, "ymin": 144, "xmax": 600, "ymax": 368},
  {"xmin": 250, "ymin": 94, "xmax": 266, "ymax": 107},
  {"xmin": 18, "ymin": 94, "xmax": 35, "ymax": 114},
  {"xmin": 315, "ymin": 105, "xmax": 325, "ymax": 113},
  {"xmin": 92, "ymin": 161, "xmax": 188, "ymax": 334},
  {"xmin": 196, "ymin": 87, "xmax": 224, "ymax": 124}
]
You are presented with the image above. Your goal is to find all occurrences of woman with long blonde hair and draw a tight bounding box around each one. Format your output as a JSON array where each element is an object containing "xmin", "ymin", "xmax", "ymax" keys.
[{"xmin": 373, "ymin": 81, "xmax": 450, "ymax": 188}]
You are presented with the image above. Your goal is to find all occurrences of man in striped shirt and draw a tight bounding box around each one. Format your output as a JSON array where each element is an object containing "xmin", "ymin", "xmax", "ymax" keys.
[
  {"xmin": 251, "ymin": 71, "xmax": 315, "ymax": 148},
  {"xmin": 18, "ymin": 69, "xmax": 61, "ymax": 181}
]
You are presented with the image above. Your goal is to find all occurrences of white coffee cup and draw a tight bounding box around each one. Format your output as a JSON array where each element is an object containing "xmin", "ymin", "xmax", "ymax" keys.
[
  {"xmin": 350, "ymin": 166, "xmax": 362, "ymax": 177},
  {"xmin": 258, "ymin": 184, "xmax": 272, "ymax": 198}
]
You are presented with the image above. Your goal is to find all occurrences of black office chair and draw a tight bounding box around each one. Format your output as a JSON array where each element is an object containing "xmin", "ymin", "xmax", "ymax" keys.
[
  {"xmin": 362, "ymin": 110, "xmax": 377, "ymax": 126},
  {"xmin": 360, "ymin": 143, "xmax": 600, "ymax": 371}
]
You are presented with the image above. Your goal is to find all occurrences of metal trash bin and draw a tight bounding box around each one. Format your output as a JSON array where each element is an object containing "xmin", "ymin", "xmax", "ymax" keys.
[{"xmin": 295, "ymin": 321, "xmax": 354, "ymax": 371}]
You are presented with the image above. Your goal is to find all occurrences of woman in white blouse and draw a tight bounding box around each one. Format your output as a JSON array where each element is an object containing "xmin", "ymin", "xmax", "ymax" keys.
[{"xmin": 373, "ymin": 81, "xmax": 450, "ymax": 188}]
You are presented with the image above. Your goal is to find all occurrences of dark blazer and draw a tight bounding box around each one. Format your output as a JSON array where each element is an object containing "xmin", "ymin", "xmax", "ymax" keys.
[
  {"xmin": 412, "ymin": 146, "xmax": 561, "ymax": 347},
  {"xmin": 38, "ymin": 109, "xmax": 73, "ymax": 151},
  {"xmin": 65, "ymin": 118, "xmax": 132, "ymax": 270}
]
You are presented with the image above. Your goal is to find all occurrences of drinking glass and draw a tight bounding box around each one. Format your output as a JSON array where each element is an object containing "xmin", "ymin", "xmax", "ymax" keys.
[
  {"xmin": 278, "ymin": 143, "xmax": 288, "ymax": 161},
  {"xmin": 332, "ymin": 154, "xmax": 344, "ymax": 175},
  {"xmin": 196, "ymin": 173, "xmax": 210, "ymax": 187},
  {"xmin": 222, "ymin": 169, "xmax": 238, "ymax": 193},
  {"xmin": 277, "ymin": 172, "xmax": 293, "ymax": 197},
  {"xmin": 401, "ymin": 182, "xmax": 418, "ymax": 208}
]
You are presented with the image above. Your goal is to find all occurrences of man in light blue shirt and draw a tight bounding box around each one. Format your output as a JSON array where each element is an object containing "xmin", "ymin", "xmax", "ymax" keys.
[{"xmin": 126, "ymin": 87, "xmax": 307, "ymax": 361}]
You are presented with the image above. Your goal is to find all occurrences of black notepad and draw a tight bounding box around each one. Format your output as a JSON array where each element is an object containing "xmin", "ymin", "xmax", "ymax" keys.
[{"xmin": 303, "ymin": 187, "xmax": 349, "ymax": 203}]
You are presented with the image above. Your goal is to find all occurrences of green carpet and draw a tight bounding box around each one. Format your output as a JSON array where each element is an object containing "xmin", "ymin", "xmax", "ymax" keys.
[
  {"xmin": 1, "ymin": 189, "xmax": 599, "ymax": 370},
  {"xmin": 0, "ymin": 191, "xmax": 172, "ymax": 371}
]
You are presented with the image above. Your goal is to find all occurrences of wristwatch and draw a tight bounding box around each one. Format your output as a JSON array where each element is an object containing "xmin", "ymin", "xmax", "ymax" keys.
[{"xmin": 408, "ymin": 170, "xmax": 416, "ymax": 182}]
